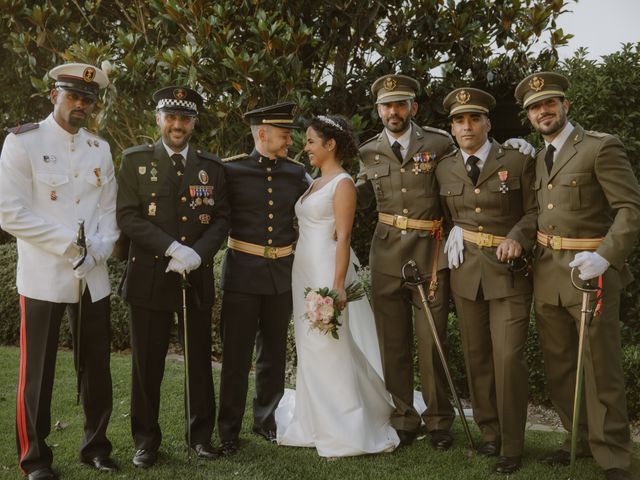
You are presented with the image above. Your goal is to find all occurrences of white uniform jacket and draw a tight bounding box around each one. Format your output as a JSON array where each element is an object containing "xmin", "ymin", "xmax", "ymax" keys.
[{"xmin": 0, "ymin": 114, "xmax": 118, "ymax": 303}]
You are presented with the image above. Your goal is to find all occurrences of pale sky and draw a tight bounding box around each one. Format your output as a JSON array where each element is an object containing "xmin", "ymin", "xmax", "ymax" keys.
[{"xmin": 555, "ymin": 0, "xmax": 640, "ymax": 59}]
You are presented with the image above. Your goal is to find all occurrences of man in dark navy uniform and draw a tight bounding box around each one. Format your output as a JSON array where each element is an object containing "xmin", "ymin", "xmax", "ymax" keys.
[
  {"xmin": 116, "ymin": 86, "xmax": 229, "ymax": 468},
  {"xmin": 217, "ymin": 102, "xmax": 308, "ymax": 454}
]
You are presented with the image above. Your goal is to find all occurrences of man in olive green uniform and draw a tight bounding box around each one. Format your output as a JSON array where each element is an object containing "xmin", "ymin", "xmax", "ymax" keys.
[
  {"xmin": 117, "ymin": 87, "xmax": 230, "ymax": 468},
  {"xmin": 356, "ymin": 74, "xmax": 456, "ymax": 449},
  {"xmin": 436, "ymin": 88, "xmax": 536, "ymax": 474},
  {"xmin": 515, "ymin": 72, "xmax": 640, "ymax": 480}
]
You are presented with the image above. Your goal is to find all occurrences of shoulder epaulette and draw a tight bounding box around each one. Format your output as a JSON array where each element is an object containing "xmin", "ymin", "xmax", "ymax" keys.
[
  {"xmin": 585, "ymin": 130, "xmax": 607, "ymax": 139},
  {"xmin": 440, "ymin": 148, "xmax": 458, "ymax": 162},
  {"xmin": 122, "ymin": 144, "xmax": 154, "ymax": 156},
  {"xmin": 222, "ymin": 153, "xmax": 249, "ymax": 162},
  {"xmin": 285, "ymin": 156, "xmax": 304, "ymax": 166},
  {"xmin": 420, "ymin": 125, "xmax": 452, "ymax": 140},
  {"xmin": 358, "ymin": 133, "xmax": 380, "ymax": 148},
  {"xmin": 6, "ymin": 123, "xmax": 39, "ymax": 135},
  {"xmin": 195, "ymin": 149, "xmax": 221, "ymax": 163}
]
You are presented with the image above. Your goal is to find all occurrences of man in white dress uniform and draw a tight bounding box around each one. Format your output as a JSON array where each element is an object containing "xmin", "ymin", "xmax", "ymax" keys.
[{"xmin": 0, "ymin": 63, "xmax": 119, "ymax": 480}]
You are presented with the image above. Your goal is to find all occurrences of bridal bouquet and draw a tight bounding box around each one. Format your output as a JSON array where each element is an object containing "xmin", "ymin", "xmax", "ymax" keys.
[{"xmin": 303, "ymin": 282, "xmax": 365, "ymax": 339}]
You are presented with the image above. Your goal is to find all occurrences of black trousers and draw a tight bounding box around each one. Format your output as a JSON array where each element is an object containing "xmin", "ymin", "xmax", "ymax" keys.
[
  {"xmin": 16, "ymin": 291, "xmax": 112, "ymax": 474},
  {"xmin": 128, "ymin": 302, "xmax": 215, "ymax": 451},
  {"xmin": 217, "ymin": 290, "xmax": 292, "ymax": 442}
]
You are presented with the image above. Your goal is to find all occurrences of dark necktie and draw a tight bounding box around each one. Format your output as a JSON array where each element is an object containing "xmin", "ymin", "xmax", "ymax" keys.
[
  {"xmin": 467, "ymin": 155, "xmax": 480, "ymax": 185},
  {"xmin": 171, "ymin": 153, "xmax": 185, "ymax": 176},
  {"xmin": 544, "ymin": 144, "xmax": 556, "ymax": 175},
  {"xmin": 391, "ymin": 141, "xmax": 403, "ymax": 163}
]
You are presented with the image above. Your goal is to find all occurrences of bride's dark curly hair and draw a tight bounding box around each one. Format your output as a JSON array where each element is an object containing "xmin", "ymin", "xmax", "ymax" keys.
[{"xmin": 307, "ymin": 115, "xmax": 359, "ymax": 164}]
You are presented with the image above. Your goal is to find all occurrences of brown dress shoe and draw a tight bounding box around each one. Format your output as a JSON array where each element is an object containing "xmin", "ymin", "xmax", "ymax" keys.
[
  {"xmin": 477, "ymin": 440, "xmax": 500, "ymax": 457},
  {"xmin": 429, "ymin": 429, "xmax": 453, "ymax": 451},
  {"xmin": 495, "ymin": 456, "xmax": 522, "ymax": 474},
  {"xmin": 605, "ymin": 468, "xmax": 631, "ymax": 480}
]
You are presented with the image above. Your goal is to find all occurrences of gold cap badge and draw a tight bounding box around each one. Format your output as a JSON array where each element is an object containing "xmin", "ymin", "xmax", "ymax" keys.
[
  {"xmin": 529, "ymin": 76, "xmax": 544, "ymax": 92},
  {"xmin": 455, "ymin": 90, "xmax": 471, "ymax": 105},
  {"xmin": 83, "ymin": 67, "xmax": 96, "ymax": 83},
  {"xmin": 383, "ymin": 77, "xmax": 397, "ymax": 91}
]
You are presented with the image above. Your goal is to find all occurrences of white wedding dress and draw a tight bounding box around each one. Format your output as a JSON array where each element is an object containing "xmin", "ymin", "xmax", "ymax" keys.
[{"xmin": 275, "ymin": 172, "xmax": 400, "ymax": 457}]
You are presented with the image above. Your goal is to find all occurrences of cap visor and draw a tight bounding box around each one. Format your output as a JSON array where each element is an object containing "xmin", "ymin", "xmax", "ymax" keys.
[{"xmin": 376, "ymin": 94, "xmax": 414, "ymax": 104}]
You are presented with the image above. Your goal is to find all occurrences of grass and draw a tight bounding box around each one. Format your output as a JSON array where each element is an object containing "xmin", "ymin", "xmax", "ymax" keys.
[{"xmin": 0, "ymin": 345, "xmax": 637, "ymax": 480}]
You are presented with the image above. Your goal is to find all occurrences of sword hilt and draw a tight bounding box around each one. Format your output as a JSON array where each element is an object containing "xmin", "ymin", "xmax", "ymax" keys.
[{"xmin": 73, "ymin": 219, "xmax": 87, "ymax": 270}]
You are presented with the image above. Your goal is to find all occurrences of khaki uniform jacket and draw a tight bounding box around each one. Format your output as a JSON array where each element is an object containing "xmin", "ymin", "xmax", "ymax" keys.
[
  {"xmin": 534, "ymin": 124, "xmax": 640, "ymax": 306},
  {"xmin": 357, "ymin": 121, "xmax": 454, "ymax": 277},
  {"xmin": 436, "ymin": 140, "xmax": 537, "ymax": 301}
]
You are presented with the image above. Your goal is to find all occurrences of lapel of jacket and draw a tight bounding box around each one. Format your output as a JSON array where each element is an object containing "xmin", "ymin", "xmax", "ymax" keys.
[
  {"xmin": 449, "ymin": 149, "xmax": 470, "ymax": 183},
  {"xmin": 476, "ymin": 140, "xmax": 504, "ymax": 186},
  {"xmin": 549, "ymin": 124, "xmax": 583, "ymax": 180},
  {"xmin": 153, "ymin": 140, "xmax": 178, "ymax": 189},
  {"xmin": 403, "ymin": 122, "xmax": 426, "ymax": 167},
  {"xmin": 375, "ymin": 130, "xmax": 400, "ymax": 164}
]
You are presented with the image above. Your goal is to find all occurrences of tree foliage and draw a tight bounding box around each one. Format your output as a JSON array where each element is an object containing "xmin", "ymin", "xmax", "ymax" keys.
[{"xmin": 1, "ymin": 0, "xmax": 574, "ymax": 157}]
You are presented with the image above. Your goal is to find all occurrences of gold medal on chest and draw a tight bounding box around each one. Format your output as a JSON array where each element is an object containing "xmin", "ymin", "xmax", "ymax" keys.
[
  {"xmin": 148, "ymin": 202, "xmax": 157, "ymax": 216},
  {"xmin": 198, "ymin": 170, "xmax": 209, "ymax": 184}
]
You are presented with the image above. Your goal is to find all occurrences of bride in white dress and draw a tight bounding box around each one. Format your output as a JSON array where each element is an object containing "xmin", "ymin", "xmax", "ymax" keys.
[{"xmin": 275, "ymin": 115, "xmax": 400, "ymax": 457}]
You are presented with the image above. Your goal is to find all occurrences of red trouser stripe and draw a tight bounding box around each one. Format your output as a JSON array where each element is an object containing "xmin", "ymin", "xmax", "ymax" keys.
[{"xmin": 17, "ymin": 295, "xmax": 29, "ymax": 470}]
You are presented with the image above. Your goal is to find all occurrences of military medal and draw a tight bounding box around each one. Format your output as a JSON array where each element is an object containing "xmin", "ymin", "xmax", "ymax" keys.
[
  {"xmin": 50, "ymin": 190, "xmax": 57, "ymax": 201},
  {"xmin": 195, "ymin": 197, "xmax": 203, "ymax": 206},
  {"xmin": 498, "ymin": 170, "xmax": 509, "ymax": 193},
  {"xmin": 198, "ymin": 170, "xmax": 209, "ymax": 184},
  {"xmin": 87, "ymin": 139, "xmax": 93, "ymax": 147},
  {"xmin": 199, "ymin": 214, "xmax": 211, "ymax": 224},
  {"xmin": 150, "ymin": 167, "xmax": 158, "ymax": 182},
  {"xmin": 93, "ymin": 167, "xmax": 102, "ymax": 187},
  {"xmin": 148, "ymin": 202, "xmax": 157, "ymax": 216},
  {"xmin": 412, "ymin": 152, "xmax": 436, "ymax": 175},
  {"xmin": 43, "ymin": 155, "xmax": 57, "ymax": 164}
]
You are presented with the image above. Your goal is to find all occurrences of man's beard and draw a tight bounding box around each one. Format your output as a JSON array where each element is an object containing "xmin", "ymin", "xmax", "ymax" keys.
[{"xmin": 383, "ymin": 115, "xmax": 411, "ymax": 134}]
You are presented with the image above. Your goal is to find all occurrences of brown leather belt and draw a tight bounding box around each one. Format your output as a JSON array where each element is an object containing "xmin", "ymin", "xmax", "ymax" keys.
[
  {"xmin": 536, "ymin": 231, "xmax": 603, "ymax": 251},
  {"xmin": 378, "ymin": 212, "xmax": 442, "ymax": 232},
  {"xmin": 227, "ymin": 237, "xmax": 293, "ymax": 259},
  {"xmin": 462, "ymin": 228, "xmax": 506, "ymax": 248}
]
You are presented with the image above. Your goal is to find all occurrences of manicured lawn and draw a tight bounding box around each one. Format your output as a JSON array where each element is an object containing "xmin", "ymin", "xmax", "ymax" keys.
[{"xmin": 0, "ymin": 346, "xmax": 637, "ymax": 479}]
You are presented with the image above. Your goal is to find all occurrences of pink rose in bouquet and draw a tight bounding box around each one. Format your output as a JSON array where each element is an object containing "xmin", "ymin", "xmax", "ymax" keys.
[{"xmin": 303, "ymin": 282, "xmax": 365, "ymax": 339}]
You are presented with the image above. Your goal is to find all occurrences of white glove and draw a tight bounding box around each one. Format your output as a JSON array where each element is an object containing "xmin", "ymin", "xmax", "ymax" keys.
[
  {"xmin": 569, "ymin": 251, "xmax": 610, "ymax": 280},
  {"xmin": 165, "ymin": 257, "xmax": 188, "ymax": 275},
  {"xmin": 87, "ymin": 235, "xmax": 112, "ymax": 263},
  {"xmin": 69, "ymin": 254, "xmax": 96, "ymax": 279},
  {"xmin": 165, "ymin": 241, "xmax": 201, "ymax": 272},
  {"xmin": 503, "ymin": 138, "xmax": 535, "ymax": 157},
  {"xmin": 444, "ymin": 226, "xmax": 465, "ymax": 269}
]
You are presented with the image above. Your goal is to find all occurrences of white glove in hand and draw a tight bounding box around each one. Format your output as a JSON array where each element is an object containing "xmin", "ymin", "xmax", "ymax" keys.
[
  {"xmin": 165, "ymin": 241, "xmax": 201, "ymax": 272},
  {"xmin": 444, "ymin": 225, "xmax": 465, "ymax": 269},
  {"xmin": 568, "ymin": 251, "xmax": 610, "ymax": 280},
  {"xmin": 503, "ymin": 138, "xmax": 535, "ymax": 157},
  {"xmin": 87, "ymin": 235, "xmax": 112, "ymax": 263},
  {"xmin": 69, "ymin": 254, "xmax": 96, "ymax": 279},
  {"xmin": 165, "ymin": 257, "xmax": 188, "ymax": 275}
]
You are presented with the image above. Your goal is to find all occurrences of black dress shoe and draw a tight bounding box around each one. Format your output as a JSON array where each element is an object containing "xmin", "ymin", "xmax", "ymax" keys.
[
  {"xmin": 252, "ymin": 426, "xmax": 277, "ymax": 443},
  {"xmin": 605, "ymin": 468, "xmax": 631, "ymax": 480},
  {"xmin": 220, "ymin": 439, "xmax": 239, "ymax": 456},
  {"xmin": 430, "ymin": 429, "xmax": 453, "ymax": 451},
  {"xmin": 495, "ymin": 456, "xmax": 522, "ymax": 474},
  {"xmin": 192, "ymin": 443, "xmax": 220, "ymax": 459},
  {"xmin": 395, "ymin": 429, "xmax": 417, "ymax": 447},
  {"xmin": 132, "ymin": 449, "xmax": 158, "ymax": 469},
  {"xmin": 477, "ymin": 440, "xmax": 500, "ymax": 457},
  {"xmin": 540, "ymin": 449, "xmax": 570, "ymax": 466},
  {"xmin": 28, "ymin": 468, "xmax": 57, "ymax": 480},
  {"xmin": 81, "ymin": 455, "xmax": 119, "ymax": 472}
]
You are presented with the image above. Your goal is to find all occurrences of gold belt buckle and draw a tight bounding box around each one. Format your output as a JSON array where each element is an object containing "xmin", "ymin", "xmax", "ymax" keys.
[
  {"xmin": 394, "ymin": 215, "xmax": 408, "ymax": 230},
  {"xmin": 477, "ymin": 232, "xmax": 494, "ymax": 247},
  {"xmin": 263, "ymin": 246, "xmax": 278, "ymax": 259},
  {"xmin": 547, "ymin": 235, "xmax": 562, "ymax": 250}
]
